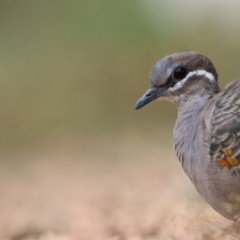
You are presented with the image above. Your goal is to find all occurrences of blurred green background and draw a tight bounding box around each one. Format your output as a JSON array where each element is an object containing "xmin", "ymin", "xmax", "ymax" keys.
[{"xmin": 0, "ymin": 0, "xmax": 240, "ymax": 151}]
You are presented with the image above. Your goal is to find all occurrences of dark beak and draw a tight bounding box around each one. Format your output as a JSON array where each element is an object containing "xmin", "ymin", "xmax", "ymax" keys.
[{"xmin": 135, "ymin": 87, "xmax": 162, "ymax": 110}]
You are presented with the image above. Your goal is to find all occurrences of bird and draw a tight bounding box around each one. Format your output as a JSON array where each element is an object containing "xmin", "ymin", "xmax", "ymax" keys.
[{"xmin": 135, "ymin": 51, "xmax": 240, "ymax": 222}]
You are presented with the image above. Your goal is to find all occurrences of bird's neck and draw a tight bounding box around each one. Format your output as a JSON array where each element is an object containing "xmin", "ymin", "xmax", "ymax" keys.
[{"xmin": 173, "ymin": 95, "xmax": 214, "ymax": 181}]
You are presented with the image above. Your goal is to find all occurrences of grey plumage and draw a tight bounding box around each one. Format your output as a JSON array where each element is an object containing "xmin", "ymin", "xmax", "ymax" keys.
[{"xmin": 135, "ymin": 51, "xmax": 240, "ymax": 221}]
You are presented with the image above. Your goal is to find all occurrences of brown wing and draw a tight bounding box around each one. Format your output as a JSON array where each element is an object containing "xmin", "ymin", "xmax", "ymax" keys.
[{"xmin": 210, "ymin": 79, "xmax": 240, "ymax": 177}]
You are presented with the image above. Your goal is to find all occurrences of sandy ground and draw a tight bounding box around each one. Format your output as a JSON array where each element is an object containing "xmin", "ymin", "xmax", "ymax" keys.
[{"xmin": 0, "ymin": 140, "xmax": 239, "ymax": 240}]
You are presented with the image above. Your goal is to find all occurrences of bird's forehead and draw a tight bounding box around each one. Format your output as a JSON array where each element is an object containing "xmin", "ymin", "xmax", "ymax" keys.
[
  {"xmin": 149, "ymin": 57, "xmax": 174, "ymax": 86},
  {"xmin": 149, "ymin": 51, "xmax": 204, "ymax": 86}
]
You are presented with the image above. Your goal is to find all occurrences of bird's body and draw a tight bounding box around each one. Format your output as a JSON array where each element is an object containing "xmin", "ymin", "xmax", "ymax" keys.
[
  {"xmin": 174, "ymin": 78, "xmax": 240, "ymax": 221},
  {"xmin": 135, "ymin": 51, "xmax": 240, "ymax": 221}
]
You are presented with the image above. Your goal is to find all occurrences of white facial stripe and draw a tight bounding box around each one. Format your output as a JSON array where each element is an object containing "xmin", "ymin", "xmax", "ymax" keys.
[
  {"xmin": 170, "ymin": 70, "xmax": 215, "ymax": 91},
  {"xmin": 187, "ymin": 70, "xmax": 215, "ymax": 82}
]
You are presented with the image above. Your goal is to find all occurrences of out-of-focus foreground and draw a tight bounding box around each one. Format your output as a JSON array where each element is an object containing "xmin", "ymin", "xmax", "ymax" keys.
[
  {"xmin": 1, "ymin": 144, "xmax": 239, "ymax": 240},
  {"xmin": 1, "ymin": 1, "xmax": 240, "ymax": 239}
]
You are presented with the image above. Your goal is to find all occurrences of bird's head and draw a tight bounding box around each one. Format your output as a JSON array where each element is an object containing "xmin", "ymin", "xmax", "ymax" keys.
[{"xmin": 135, "ymin": 51, "xmax": 219, "ymax": 109}]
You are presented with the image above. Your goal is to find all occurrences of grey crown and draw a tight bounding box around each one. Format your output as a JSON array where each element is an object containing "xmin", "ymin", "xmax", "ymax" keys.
[{"xmin": 135, "ymin": 51, "xmax": 240, "ymax": 222}]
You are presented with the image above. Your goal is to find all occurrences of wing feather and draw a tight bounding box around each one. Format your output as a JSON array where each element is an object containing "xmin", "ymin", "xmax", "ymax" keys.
[{"xmin": 210, "ymin": 79, "xmax": 240, "ymax": 174}]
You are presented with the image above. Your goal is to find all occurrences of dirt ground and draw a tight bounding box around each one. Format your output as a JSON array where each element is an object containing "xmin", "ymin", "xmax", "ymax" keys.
[{"xmin": 0, "ymin": 139, "xmax": 239, "ymax": 240}]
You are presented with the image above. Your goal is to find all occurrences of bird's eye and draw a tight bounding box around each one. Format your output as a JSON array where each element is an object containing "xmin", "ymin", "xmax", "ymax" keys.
[{"xmin": 174, "ymin": 67, "xmax": 188, "ymax": 80}]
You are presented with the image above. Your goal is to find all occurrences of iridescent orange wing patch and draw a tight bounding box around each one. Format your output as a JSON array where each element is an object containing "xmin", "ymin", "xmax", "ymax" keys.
[{"xmin": 216, "ymin": 149, "xmax": 239, "ymax": 168}]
